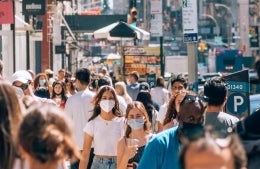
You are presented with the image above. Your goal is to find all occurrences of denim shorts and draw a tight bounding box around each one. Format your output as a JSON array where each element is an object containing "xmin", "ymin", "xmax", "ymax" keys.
[{"xmin": 91, "ymin": 156, "xmax": 117, "ymax": 169}]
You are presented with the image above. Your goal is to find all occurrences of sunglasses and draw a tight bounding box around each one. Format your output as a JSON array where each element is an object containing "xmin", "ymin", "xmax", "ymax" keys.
[
  {"xmin": 180, "ymin": 94, "xmax": 208, "ymax": 106},
  {"xmin": 181, "ymin": 125, "xmax": 233, "ymax": 145},
  {"xmin": 14, "ymin": 81, "xmax": 31, "ymax": 91}
]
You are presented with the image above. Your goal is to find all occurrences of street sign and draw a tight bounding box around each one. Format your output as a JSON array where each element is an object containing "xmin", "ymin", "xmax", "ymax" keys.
[
  {"xmin": 150, "ymin": 14, "xmax": 163, "ymax": 37},
  {"xmin": 22, "ymin": 0, "xmax": 45, "ymax": 16},
  {"xmin": 223, "ymin": 70, "xmax": 250, "ymax": 118},
  {"xmin": 182, "ymin": 0, "xmax": 198, "ymax": 43},
  {"xmin": 0, "ymin": 1, "xmax": 14, "ymax": 24},
  {"xmin": 150, "ymin": 0, "xmax": 163, "ymax": 37},
  {"xmin": 227, "ymin": 92, "xmax": 248, "ymax": 115}
]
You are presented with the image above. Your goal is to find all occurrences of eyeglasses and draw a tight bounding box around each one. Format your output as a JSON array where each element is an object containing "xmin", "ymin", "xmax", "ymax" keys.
[{"xmin": 180, "ymin": 94, "xmax": 208, "ymax": 106}]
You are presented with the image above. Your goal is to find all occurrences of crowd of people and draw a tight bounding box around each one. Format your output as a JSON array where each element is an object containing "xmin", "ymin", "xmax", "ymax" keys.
[{"xmin": 1, "ymin": 58, "xmax": 260, "ymax": 169}]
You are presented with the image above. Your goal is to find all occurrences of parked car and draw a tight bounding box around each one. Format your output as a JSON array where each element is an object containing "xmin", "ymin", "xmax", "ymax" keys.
[
  {"xmin": 250, "ymin": 94, "xmax": 260, "ymax": 115},
  {"xmin": 202, "ymin": 72, "xmax": 223, "ymax": 81}
]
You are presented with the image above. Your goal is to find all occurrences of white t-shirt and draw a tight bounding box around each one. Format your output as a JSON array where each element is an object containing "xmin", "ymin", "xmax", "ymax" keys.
[
  {"xmin": 150, "ymin": 87, "xmax": 169, "ymax": 106},
  {"xmin": 157, "ymin": 103, "xmax": 168, "ymax": 124},
  {"xmin": 65, "ymin": 88, "xmax": 95, "ymax": 150},
  {"xmin": 83, "ymin": 115, "xmax": 125, "ymax": 156},
  {"xmin": 117, "ymin": 95, "xmax": 127, "ymax": 115}
]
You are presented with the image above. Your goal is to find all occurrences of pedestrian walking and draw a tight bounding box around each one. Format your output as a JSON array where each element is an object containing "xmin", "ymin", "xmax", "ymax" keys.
[
  {"xmin": 79, "ymin": 85, "xmax": 124, "ymax": 169},
  {"xmin": 137, "ymin": 94, "xmax": 207, "ymax": 169},
  {"xmin": 158, "ymin": 91, "xmax": 187, "ymax": 131},
  {"xmin": 150, "ymin": 76, "xmax": 170, "ymax": 106},
  {"xmin": 204, "ymin": 77, "xmax": 239, "ymax": 133},
  {"xmin": 126, "ymin": 71, "xmax": 140, "ymax": 101},
  {"xmin": 117, "ymin": 101, "xmax": 153, "ymax": 169},
  {"xmin": 136, "ymin": 90, "xmax": 159, "ymax": 133},
  {"xmin": 51, "ymin": 80, "xmax": 67, "ymax": 109},
  {"xmin": 65, "ymin": 68, "xmax": 95, "ymax": 169},
  {"xmin": 157, "ymin": 74, "xmax": 188, "ymax": 131},
  {"xmin": 115, "ymin": 81, "xmax": 132, "ymax": 105}
]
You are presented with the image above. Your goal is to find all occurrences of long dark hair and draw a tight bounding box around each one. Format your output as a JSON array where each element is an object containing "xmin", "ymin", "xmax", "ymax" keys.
[
  {"xmin": 163, "ymin": 96, "xmax": 179, "ymax": 125},
  {"xmin": 88, "ymin": 85, "xmax": 122, "ymax": 121},
  {"xmin": 51, "ymin": 80, "xmax": 67, "ymax": 103},
  {"xmin": 136, "ymin": 91, "xmax": 154, "ymax": 123}
]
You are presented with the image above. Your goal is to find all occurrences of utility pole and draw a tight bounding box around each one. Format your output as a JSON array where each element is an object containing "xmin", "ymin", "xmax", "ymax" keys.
[
  {"xmin": 183, "ymin": 0, "xmax": 198, "ymax": 93},
  {"xmin": 238, "ymin": 0, "xmax": 250, "ymax": 56}
]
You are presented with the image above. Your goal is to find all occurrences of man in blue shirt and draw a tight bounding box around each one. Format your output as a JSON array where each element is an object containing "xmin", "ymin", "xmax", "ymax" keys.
[
  {"xmin": 137, "ymin": 94, "xmax": 207, "ymax": 169},
  {"xmin": 126, "ymin": 71, "xmax": 140, "ymax": 101}
]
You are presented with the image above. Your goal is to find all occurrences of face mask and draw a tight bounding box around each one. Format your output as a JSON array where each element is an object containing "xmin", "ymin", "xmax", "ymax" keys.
[
  {"xmin": 127, "ymin": 118, "xmax": 145, "ymax": 130},
  {"xmin": 179, "ymin": 122, "xmax": 204, "ymax": 140},
  {"xmin": 39, "ymin": 79, "xmax": 46, "ymax": 86},
  {"xmin": 100, "ymin": 100, "xmax": 115, "ymax": 113}
]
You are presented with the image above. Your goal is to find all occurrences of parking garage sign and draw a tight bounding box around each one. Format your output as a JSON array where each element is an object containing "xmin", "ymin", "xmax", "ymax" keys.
[
  {"xmin": 182, "ymin": 0, "xmax": 198, "ymax": 42},
  {"xmin": 224, "ymin": 70, "xmax": 250, "ymax": 118}
]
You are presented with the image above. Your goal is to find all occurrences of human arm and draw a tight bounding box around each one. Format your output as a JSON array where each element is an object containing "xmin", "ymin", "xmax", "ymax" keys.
[
  {"xmin": 117, "ymin": 138, "xmax": 137, "ymax": 169},
  {"xmin": 79, "ymin": 133, "xmax": 93, "ymax": 169}
]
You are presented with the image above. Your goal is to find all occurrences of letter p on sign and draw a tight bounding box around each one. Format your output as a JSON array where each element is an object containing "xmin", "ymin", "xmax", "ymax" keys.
[{"xmin": 234, "ymin": 96, "xmax": 244, "ymax": 112}]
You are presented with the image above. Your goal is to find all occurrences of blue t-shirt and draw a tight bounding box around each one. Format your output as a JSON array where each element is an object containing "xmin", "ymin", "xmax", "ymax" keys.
[
  {"xmin": 127, "ymin": 83, "xmax": 140, "ymax": 101},
  {"xmin": 137, "ymin": 126, "xmax": 180, "ymax": 169}
]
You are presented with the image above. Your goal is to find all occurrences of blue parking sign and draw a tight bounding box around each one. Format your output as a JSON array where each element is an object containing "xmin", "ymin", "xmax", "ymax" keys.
[
  {"xmin": 227, "ymin": 93, "xmax": 248, "ymax": 115},
  {"xmin": 223, "ymin": 70, "xmax": 250, "ymax": 118}
]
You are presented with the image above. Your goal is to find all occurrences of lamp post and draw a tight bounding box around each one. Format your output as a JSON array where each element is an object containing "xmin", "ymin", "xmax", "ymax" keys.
[
  {"xmin": 201, "ymin": 14, "xmax": 220, "ymax": 36},
  {"xmin": 215, "ymin": 3, "xmax": 235, "ymax": 46}
]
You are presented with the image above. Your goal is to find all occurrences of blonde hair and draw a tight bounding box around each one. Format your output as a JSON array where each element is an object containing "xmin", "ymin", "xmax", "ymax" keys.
[{"xmin": 115, "ymin": 81, "xmax": 132, "ymax": 104}]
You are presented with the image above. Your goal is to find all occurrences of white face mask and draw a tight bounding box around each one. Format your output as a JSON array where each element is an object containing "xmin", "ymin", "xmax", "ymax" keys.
[
  {"xmin": 39, "ymin": 79, "xmax": 46, "ymax": 86},
  {"xmin": 100, "ymin": 100, "xmax": 115, "ymax": 113},
  {"xmin": 127, "ymin": 118, "xmax": 145, "ymax": 130}
]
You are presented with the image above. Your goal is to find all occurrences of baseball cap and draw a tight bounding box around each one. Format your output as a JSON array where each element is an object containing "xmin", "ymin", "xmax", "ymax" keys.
[
  {"xmin": 139, "ymin": 82, "xmax": 150, "ymax": 91},
  {"xmin": 12, "ymin": 70, "xmax": 33, "ymax": 84}
]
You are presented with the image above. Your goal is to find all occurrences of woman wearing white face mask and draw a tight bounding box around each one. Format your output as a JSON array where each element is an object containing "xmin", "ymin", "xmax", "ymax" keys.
[
  {"xmin": 33, "ymin": 73, "xmax": 51, "ymax": 97},
  {"xmin": 117, "ymin": 101, "xmax": 153, "ymax": 169},
  {"xmin": 79, "ymin": 85, "xmax": 125, "ymax": 169}
]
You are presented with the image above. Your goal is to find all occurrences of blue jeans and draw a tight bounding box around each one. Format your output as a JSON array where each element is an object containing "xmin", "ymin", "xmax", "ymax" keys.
[{"xmin": 91, "ymin": 156, "xmax": 116, "ymax": 169}]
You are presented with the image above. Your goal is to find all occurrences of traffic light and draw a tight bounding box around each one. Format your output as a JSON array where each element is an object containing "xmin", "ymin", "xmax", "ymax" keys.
[
  {"xmin": 198, "ymin": 42, "xmax": 208, "ymax": 52},
  {"xmin": 249, "ymin": 26, "xmax": 255, "ymax": 38},
  {"xmin": 127, "ymin": 7, "xmax": 137, "ymax": 26}
]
